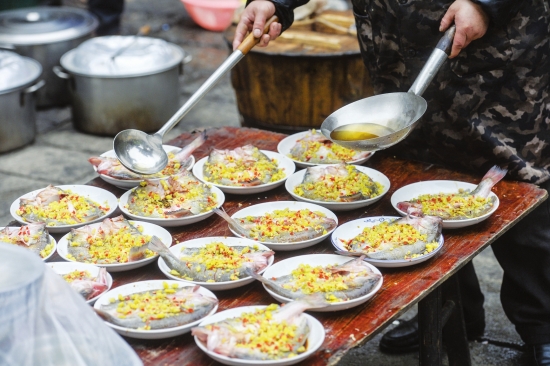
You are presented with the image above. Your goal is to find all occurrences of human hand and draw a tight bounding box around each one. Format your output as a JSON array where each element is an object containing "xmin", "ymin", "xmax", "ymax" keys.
[
  {"xmin": 440, "ymin": 0, "xmax": 489, "ymax": 58},
  {"xmin": 233, "ymin": 1, "xmax": 282, "ymax": 50}
]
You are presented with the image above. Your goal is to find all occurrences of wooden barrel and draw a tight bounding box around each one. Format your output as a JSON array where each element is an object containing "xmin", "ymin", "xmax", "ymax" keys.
[{"xmin": 225, "ymin": 16, "xmax": 373, "ymax": 134}]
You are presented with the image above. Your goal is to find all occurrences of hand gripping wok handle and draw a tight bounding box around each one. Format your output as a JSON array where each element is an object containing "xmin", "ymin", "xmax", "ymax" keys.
[
  {"xmin": 155, "ymin": 16, "xmax": 278, "ymax": 138},
  {"xmin": 408, "ymin": 25, "xmax": 456, "ymax": 97}
]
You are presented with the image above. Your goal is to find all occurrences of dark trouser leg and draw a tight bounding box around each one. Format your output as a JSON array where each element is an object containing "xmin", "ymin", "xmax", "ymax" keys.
[
  {"xmin": 492, "ymin": 180, "xmax": 550, "ymax": 345},
  {"xmin": 88, "ymin": 0, "xmax": 124, "ymax": 36},
  {"xmin": 458, "ymin": 261, "xmax": 486, "ymax": 337}
]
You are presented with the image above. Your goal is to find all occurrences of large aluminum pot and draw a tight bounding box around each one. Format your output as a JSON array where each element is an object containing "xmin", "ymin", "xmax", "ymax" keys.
[
  {"xmin": 54, "ymin": 36, "xmax": 189, "ymax": 136},
  {"xmin": 0, "ymin": 50, "xmax": 44, "ymax": 153},
  {"xmin": 0, "ymin": 6, "xmax": 98, "ymax": 108}
]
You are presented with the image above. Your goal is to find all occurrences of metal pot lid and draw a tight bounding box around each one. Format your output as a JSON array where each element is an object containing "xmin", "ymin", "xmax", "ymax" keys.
[
  {"xmin": 60, "ymin": 36, "xmax": 185, "ymax": 77},
  {"xmin": 0, "ymin": 50, "xmax": 42, "ymax": 93},
  {"xmin": 0, "ymin": 6, "xmax": 98, "ymax": 45}
]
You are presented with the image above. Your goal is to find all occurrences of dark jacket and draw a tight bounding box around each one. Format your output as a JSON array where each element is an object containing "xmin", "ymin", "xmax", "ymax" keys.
[{"xmin": 248, "ymin": 0, "xmax": 550, "ymax": 183}]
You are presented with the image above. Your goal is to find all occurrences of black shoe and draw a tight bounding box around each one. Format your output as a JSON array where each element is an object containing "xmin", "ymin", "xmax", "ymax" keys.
[
  {"xmin": 530, "ymin": 343, "xmax": 550, "ymax": 366},
  {"xmin": 379, "ymin": 314, "xmax": 485, "ymax": 354},
  {"xmin": 379, "ymin": 315, "xmax": 419, "ymax": 354}
]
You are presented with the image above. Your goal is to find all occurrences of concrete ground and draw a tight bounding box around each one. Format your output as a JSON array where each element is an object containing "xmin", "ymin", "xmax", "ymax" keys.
[{"xmin": 0, "ymin": 0, "xmax": 531, "ymax": 364}]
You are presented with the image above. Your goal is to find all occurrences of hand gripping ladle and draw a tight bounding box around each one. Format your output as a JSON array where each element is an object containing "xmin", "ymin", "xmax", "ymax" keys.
[{"xmin": 113, "ymin": 16, "xmax": 278, "ymax": 174}]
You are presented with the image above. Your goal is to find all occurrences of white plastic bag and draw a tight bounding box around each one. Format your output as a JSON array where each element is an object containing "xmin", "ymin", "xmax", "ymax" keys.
[{"xmin": 0, "ymin": 244, "xmax": 142, "ymax": 366}]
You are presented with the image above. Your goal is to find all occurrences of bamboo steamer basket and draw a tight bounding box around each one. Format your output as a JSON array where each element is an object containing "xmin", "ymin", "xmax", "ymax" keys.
[{"xmin": 225, "ymin": 11, "xmax": 373, "ymax": 133}]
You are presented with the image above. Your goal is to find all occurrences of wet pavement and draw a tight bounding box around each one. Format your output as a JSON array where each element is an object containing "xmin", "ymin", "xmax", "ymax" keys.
[{"xmin": 0, "ymin": 0, "xmax": 531, "ymax": 364}]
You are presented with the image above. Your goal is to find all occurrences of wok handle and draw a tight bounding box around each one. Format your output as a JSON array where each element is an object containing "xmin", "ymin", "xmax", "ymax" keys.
[
  {"xmin": 436, "ymin": 25, "xmax": 456, "ymax": 55},
  {"xmin": 237, "ymin": 16, "xmax": 279, "ymax": 55},
  {"xmin": 408, "ymin": 25, "xmax": 456, "ymax": 97}
]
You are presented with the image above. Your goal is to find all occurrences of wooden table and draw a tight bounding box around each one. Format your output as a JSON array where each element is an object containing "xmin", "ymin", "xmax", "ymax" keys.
[{"xmin": 72, "ymin": 127, "xmax": 547, "ymax": 365}]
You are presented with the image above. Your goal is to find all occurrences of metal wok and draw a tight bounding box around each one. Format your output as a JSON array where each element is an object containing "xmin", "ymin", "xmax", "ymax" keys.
[{"xmin": 321, "ymin": 25, "xmax": 456, "ymax": 151}]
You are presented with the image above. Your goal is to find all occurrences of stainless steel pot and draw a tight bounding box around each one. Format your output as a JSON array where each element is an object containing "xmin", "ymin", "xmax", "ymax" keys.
[
  {"xmin": 0, "ymin": 7, "xmax": 98, "ymax": 108},
  {"xmin": 0, "ymin": 51, "xmax": 44, "ymax": 153},
  {"xmin": 54, "ymin": 36, "xmax": 190, "ymax": 136}
]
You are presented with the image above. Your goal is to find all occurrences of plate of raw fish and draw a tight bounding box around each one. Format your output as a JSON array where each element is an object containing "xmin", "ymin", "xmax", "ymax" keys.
[
  {"xmin": 89, "ymin": 131, "xmax": 206, "ymax": 189},
  {"xmin": 47, "ymin": 262, "xmax": 113, "ymax": 304},
  {"xmin": 118, "ymin": 171, "xmax": 225, "ymax": 227},
  {"xmin": 285, "ymin": 164, "xmax": 390, "ymax": 211},
  {"xmin": 10, "ymin": 185, "xmax": 117, "ymax": 234},
  {"xmin": 56, "ymin": 215, "xmax": 172, "ymax": 272},
  {"xmin": 331, "ymin": 216, "xmax": 444, "ymax": 268},
  {"xmin": 277, "ymin": 130, "xmax": 373, "ymax": 168},
  {"xmin": 253, "ymin": 254, "xmax": 383, "ymax": 312},
  {"xmin": 192, "ymin": 298, "xmax": 325, "ymax": 365},
  {"xmin": 94, "ymin": 280, "xmax": 218, "ymax": 339},
  {"xmin": 214, "ymin": 201, "xmax": 338, "ymax": 251},
  {"xmin": 192, "ymin": 145, "xmax": 296, "ymax": 195},
  {"xmin": 0, "ymin": 223, "xmax": 56, "ymax": 261},
  {"xmin": 391, "ymin": 166, "xmax": 506, "ymax": 229},
  {"xmin": 154, "ymin": 236, "xmax": 275, "ymax": 291}
]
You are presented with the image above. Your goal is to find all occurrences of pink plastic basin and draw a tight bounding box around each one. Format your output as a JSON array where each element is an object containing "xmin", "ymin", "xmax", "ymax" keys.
[{"xmin": 181, "ymin": 0, "xmax": 241, "ymax": 32}]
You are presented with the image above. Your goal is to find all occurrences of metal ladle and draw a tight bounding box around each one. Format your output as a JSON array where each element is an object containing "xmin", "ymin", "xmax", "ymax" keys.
[
  {"xmin": 320, "ymin": 25, "xmax": 456, "ymax": 151},
  {"xmin": 114, "ymin": 17, "xmax": 278, "ymax": 174}
]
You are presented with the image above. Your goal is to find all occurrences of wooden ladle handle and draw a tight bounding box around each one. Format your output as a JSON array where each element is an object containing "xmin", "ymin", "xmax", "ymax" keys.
[{"xmin": 237, "ymin": 16, "xmax": 279, "ymax": 55}]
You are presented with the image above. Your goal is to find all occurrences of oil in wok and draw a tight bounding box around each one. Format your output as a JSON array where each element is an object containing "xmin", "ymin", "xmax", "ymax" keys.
[{"xmin": 330, "ymin": 123, "xmax": 395, "ymax": 141}]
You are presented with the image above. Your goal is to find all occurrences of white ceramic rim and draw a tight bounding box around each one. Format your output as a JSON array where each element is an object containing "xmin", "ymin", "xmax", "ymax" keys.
[
  {"xmin": 284, "ymin": 165, "xmax": 390, "ymax": 211},
  {"xmin": 276, "ymin": 130, "xmax": 374, "ymax": 168},
  {"xmin": 194, "ymin": 305, "xmax": 325, "ymax": 366},
  {"xmin": 9, "ymin": 185, "xmax": 118, "ymax": 233},
  {"xmin": 331, "ymin": 216, "xmax": 445, "ymax": 268},
  {"xmin": 390, "ymin": 180, "xmax": 500, "ymax": 229},
  {"xmin": 192, "ymin": 150, "xmax": 296, "ymax": 195},
  {"xmin": 56, "ymin": 219, "xmax": 172, "ymax": 272},
  {"xmin": 157, "ymin": 236, "xmax": 274, "ymax": 290}
]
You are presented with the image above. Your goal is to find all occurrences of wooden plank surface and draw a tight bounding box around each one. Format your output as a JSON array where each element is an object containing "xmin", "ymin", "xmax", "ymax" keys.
[{"xmin": 65, "ymin": 126, "xmax": 546, "ymax": 365}]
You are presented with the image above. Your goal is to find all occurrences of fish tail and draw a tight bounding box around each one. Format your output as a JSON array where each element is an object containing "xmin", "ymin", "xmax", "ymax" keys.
[
  {"xmin": 96, "ymin": 267, "xmax": 109, "ymax": 285},
  {"xmin": 128, "ymin": 241, "xmax": 149, "ymax": 262},
  {"xmin": 174, "ymin": 130, "xmax": 207, "ymax": 162},
  {"xmin": 472, "ymin": 165, "xmax": 508, "ymax": 197},
  {"xmin": 334, "ymin": 249, "xmax": 364, "ymax": 257},
  {"xmin": 213, "ymin": 208, "xmax": 250, "ymax": 237},
  {"xmin": 88, "ymin": 157, "xmax": 103, "ymax": 167},
  {"xmin": 483, "ymin": 165, "xmax": 508, "ymax": 184},
  {"xmin": 93, "ymin": 308, "xmax": 117, "ymax": 323},
  {"xmin": 244, "ymin": 267, "xmax": 273, "ymax": 285},
  {"xmin": 273, "ymin": 294, "xmax": 328, "ymax": 321},
  {"xmin": 147, "ymin": 236, "xmax": 170, "ymax": 255}
]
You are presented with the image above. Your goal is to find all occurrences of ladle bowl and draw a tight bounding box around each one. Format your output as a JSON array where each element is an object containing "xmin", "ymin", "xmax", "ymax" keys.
[
  {"xmin": 320, "ymin": 92, "xmax": 426, "ymax": 152},
  {"xmin": 321, "ymin": 25, "xmax": 455, "ymax": 152},
  {"xmin": 114, "ymin": 16, "xmax": 278, "ymax": 175}
]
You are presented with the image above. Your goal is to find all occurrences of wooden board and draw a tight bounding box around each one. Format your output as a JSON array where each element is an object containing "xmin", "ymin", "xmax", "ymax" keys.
[{"xmin": 62, "ymin": 127, "xmax": 546, "ymax": 365}]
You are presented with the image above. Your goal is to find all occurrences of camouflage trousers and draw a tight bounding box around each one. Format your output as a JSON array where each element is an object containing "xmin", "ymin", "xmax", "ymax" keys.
[{"xmin": 352, "ymin": 0, "xmax": 550, "ymax": 184}]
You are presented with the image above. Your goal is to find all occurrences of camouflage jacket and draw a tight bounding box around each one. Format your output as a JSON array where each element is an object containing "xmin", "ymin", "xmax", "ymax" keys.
[{"xmin": 256, "ymin": 0, "xmax": 550, "ymax": 183}]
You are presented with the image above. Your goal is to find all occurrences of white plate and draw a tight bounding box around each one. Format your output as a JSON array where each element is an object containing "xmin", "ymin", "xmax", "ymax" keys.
[
  {"xmin": 277, "ymin": 131, "xmax": 374, "ymax": 168},
  {"xmin": 94, "ymin": 280, "xmax": 218, "ymax": 339},
  {"xmin": 118, "ymin": 185, "xmax": 225, "ymax": 227},
  {"xmin": 391, "ymin": 180, "xmax": 500, "ymax": 229},
  {"xmin": 10, "ymin": 185, "xmax": 118, "ymax": 234},
  {"xmin": 331, "ymin": 217, "xmax": 444, "ymax": 268},
  {"xmin": 285, "ymin": 165, "xmax": 390, "ymax": 211},
  {"xmin": 261, "ymin": 254, "xmax": 382, "ymax": 312},
  {"xmin": 194, "ymin": 305, "xmax": 325, "ymax": 366},
  {"xmin": 157, "ymin": 236, "xmax": 274, "ymax": 290},
  {"xmin": 57, "ymin": 220, "xmax": 172, "ymax": 272},
  {"xmin": 228, "ymin": 201, "xmax": 338, "ymax": 251},
  {"xmin": 47, "ymin": 261, "xmax": 113, "ymax": 304},
  {"xmin": 192, "ymin": 150, "xmax": 296, "ymax": 195},
  {"xmin": 93, "ymin": 145, "xmax": 194, "ymax": 190},
  {"xmin": 0, "ymin": 226, "xmax": 57, "ymax": 261}
]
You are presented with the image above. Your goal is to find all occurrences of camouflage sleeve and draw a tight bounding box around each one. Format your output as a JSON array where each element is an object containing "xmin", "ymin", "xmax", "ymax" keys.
[
  {"xmin": 471, "ymin": 0, "xmax": 524, "ymax": 27},
  {"xmin": 246, "ymin": 0, "xmax": 310, "ymax": 31}
]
